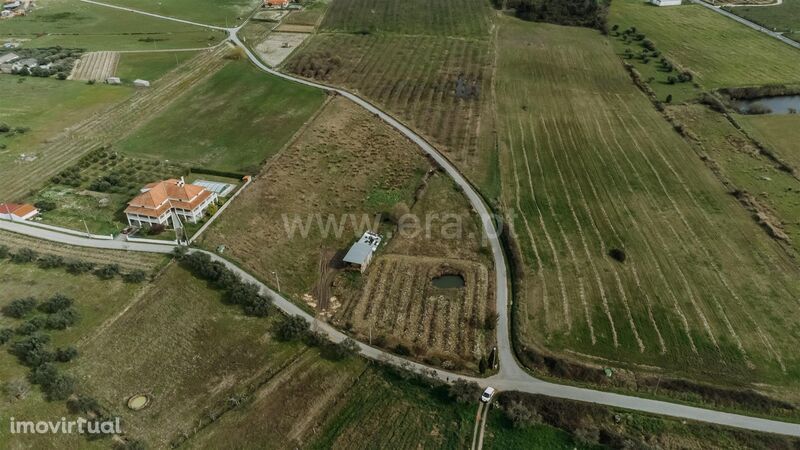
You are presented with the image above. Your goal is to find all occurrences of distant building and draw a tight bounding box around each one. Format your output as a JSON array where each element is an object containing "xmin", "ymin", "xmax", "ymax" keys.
[
  {"xmin": 106, "ymin": 76, "xmax": 121, "ymax": 85},
  {"xmin": 650, "ymin": 0, "xmax": 682, "ymax": 6},
  {"xmin": 0, "ymin": 203, "xmax": 39, "ymax": 221},
  {"xmin": 12, "ymin": 58, "xmax": 37, "ymax": 71},
  {"xmin": 264, "ymin": 0, "xmax": 289, "ymax": 8},
  {"xmin": 3, "ymin": 1, "xmax": 20, "ymax": 10},
  {"xmin": 343, "ymin": 231, "xmax": 382, "ymax": 273},
  {"xmin": 124, "ymin": 178, "xmax": 218, "ymax": 228},
  {"xmin": 133, "ymin": 79, "xmax": 150, "ymax": 87},
  {"xmin": 0, "ymin": 52, "xmax": 18, "ymax": 65}
]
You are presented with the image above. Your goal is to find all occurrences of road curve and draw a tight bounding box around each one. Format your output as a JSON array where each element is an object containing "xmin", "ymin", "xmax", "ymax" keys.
[{"xmin": 28, "ymin": 1, "xmax": 800, "ymax": 437}]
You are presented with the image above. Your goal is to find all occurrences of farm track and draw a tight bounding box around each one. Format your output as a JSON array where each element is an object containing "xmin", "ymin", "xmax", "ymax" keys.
[{"xmin": 0, "ymin": 46, "xmax": 229, "ymax": 200}]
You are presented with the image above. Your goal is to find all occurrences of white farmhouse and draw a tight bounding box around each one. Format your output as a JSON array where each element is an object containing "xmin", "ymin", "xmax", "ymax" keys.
[{"xmin": 650, "ymin": 0, "xmax": 682, "ymax": 6}]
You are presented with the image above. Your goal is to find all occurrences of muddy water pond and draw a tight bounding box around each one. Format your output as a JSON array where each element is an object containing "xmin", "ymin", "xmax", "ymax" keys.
[
  {"xmin": 735, "ymin": 96, "xmax": 800, "ymax": 115},
  {"xmin": 431, "ymin": 274, "xmax": 465, "ymax": 289}
]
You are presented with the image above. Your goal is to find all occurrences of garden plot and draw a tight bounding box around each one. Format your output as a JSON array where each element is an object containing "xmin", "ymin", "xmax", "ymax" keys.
[
  {"xmin": 254, "ymin": 32, "xmax": 309, "ymax": 66},
  {"xmin": 331, "ymin": 254, "xmax": 492, "ymax": 370},
  {"xmin": 69, "ymin": 51, "xmax": 119, "ymax": 81}
]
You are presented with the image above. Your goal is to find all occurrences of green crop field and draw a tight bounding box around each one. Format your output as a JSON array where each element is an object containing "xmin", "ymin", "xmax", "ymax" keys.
[
  {"xmin": 495, "ymin": 17, "xmax": 800, "ymax": 391},
  {"xmin": 0, "ymin": 76, "xmax": 132, "ymax": 186},
  {"xmin": 115, "ymin": 51, "xmax": 200, "ymax": 84},
  {"xmin": 285, "ymin": 0, "xmax": 497, "ymax": 194},
  {"xmin": 726, "ymin": 0, "xmax": 800, "ymax": 42},
  {"xmin": 609, "ymin": 0, "xmax": 800, "ymax": 88},
  {"xmin": 101, "ymin": 0, "xmax": 259, "ymax": 27},
  {"xmin": 0, "ymin": 0, "xmax": 224, "ymax": 50},
  {"xmin": 116, "ymin": 59, "xmax": 325, "ymax": 173},
  {"xmin": 319, "ymin": 0, "xmax": 491, "ymax": 37}
]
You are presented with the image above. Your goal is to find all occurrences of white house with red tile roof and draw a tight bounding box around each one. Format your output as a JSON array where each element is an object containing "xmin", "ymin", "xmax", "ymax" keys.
[
  {"xmin": 0, "ymin": 203, "xmax": 39, "ymax": 221},
  {"xmin": 124, "ymin": 178, "xmax": 217, "ymax": 228}
]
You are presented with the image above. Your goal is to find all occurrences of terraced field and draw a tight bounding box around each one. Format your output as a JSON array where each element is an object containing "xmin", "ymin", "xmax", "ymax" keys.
[
  {"xmin": 609, "ymin": 0, "xmax": 800, "ymax": 88},
  {"xmin": 284, "ymin": 0, "xmax": 498, "ymax": 194},
  {"xmin": 495, "ymin": 18, "xmax": 800, "ymax": 389},
  {"xmin": 0, "ymin": 46, "xmax": 230, "ymax": 200}
]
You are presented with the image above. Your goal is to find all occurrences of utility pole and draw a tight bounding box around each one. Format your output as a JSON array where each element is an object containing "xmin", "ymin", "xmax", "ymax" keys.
[{"xmin": 271, "ymin": 270, "xmax": 281, "ymax": 292}]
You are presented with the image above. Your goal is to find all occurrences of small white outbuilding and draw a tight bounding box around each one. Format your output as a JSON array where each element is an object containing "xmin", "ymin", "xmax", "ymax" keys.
[
  {"xmin": 106, "ymin": 76, "xmax": 121, "ymax": 85},
  {"xmin": 650, "ymin": 0, "xmax": 682, "ymax": 5},
  {"xmin": 133, "ymin": 79, "xmax": 151, "ymax": 87}
]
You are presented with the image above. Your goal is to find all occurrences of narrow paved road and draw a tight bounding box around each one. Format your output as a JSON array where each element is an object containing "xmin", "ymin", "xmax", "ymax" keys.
[{"xmin": 32, "ymin": 1, "xmax": 800, "ymax": 437}]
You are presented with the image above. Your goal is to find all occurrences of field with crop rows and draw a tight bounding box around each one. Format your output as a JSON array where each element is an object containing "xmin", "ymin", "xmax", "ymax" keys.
[
  {"xmin": 496, "ymin": 18, "xmax": 800, "ymax": 389},
  {"xmin": 69, "ymin": 51, "xmax": 120, "ymax": 81},
  {"xmin": 284, "ymin": 0, "xmax": 498, "ymax": 193},
  {"xmin": 333, "ymin": 255, "xmax": 491, "ymax": 368},
  {"xmin": 0, "ymin": 47, "xmax": 229, "ymax": 201},
  {"xmin": 609, "ymin": 0, "xmax": 800, "ymax": 88}
]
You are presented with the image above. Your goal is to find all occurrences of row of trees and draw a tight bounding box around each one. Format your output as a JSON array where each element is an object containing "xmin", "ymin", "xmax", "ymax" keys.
[
  {"xmin": 497, "ymin": 0, "xmax": 610, "ymax": 31},
  {"xmin": 0, "ymin": 245, "xmax": 148, "ymax": 283},
  {"xmin": 176, "ymin": 249, "xmax": 272, "ymax": 317}
]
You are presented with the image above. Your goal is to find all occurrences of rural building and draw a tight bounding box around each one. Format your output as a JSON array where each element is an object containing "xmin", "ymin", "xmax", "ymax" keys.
[
  {"xmin": 0, "ymin": 203, "xmax": 39, "ymax": 221},
  {"xmin": 0, "ymin": 52, "xmax": 18, "ymax": 64},
  {"xmin": 650, "ymin": 0, "xmax": 682, "ymax": 5},
  {"xmin": 3, "ymin": 1, "xmax": 20, "ymax": 10},
  {"xmin": 264, "ymin": 0, "xmax": 289, "ymax": 8},
  {"xmin": 3, "ymin": 42, "xmax": 20, "ymax": 49},
  {"xmin": 106, "ymin": 76, "xmax": 121, "ymax": 85},
  {"xmin": 12, "ymin": 57, "xmax": 37, "ymax": 71},
  {"xmin": 124, "ymin": 178, "xmax": 218, "ymax": 228},
  {"xmin": 343, "ymin": 231, "xmax": 382, "ymax": 272},
  {"xmin": 133, "ymin": 79, "xmax": 150, "ymax": 87}
]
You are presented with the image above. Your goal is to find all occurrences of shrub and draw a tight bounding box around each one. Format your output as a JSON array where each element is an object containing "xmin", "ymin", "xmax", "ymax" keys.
[
  {"xmin": 55, "ymin": 346, "xmax": 78, "ymax": 362},
  {"xmin": 34, "ymin": 199, "xmax": 57, "ymax": 211},
  {"xmin": 484, "ymin": 312, "xmax": 499, "ymax": 331},
  {"xmin": 44, "ymin": 308, "xmax": 79, "ymax": 330},
  {"xmin": 504, "ymin": 400, "xmax": 541, "ymax": 428},
  {"xmin": 37, "ymin": 254, "xmax": 65, "ymax": 269},
  {"xmin": 30, "ymin": 363, "xmax": 75, "ymax": 400},
  {"xmin": 448, "ymin": 380, "xmax": 481, "ymax": 404},
  {"xmin": 123, "ymin": 269, "xmax": 148, "ymax": 283},
  {"xmin": 0, "ymin": 328, "xmax": 14, "ymax": 345},
  {"xmin": 95, "ymin": 263, "xmax": 121, "ymax": 279},
  {"xmin": 0, "ymin": 244, "xmax": 8, "ymax": 259},
  {"xmin": 67, "ymin": 394, "xmax": 100, "ymax": 414},
  {"xmin": 38, "ymin": 294, "xmax": 74, "ymax": 313},
  {"xmin": 2, "ymin": 297, "xmax": 38, "ymax": 318},
  {"xmin": 329, "ymin": 338, "xmax": 360, "ymax": 360},
  {"xmin": 148, "ymin": 223, "xmax": 166, "ymax": 235},
  {"xmin": 479, "ymin": 356, "xmax": 488, "ymax": 374},
  {"xmin": 608, "ymin": 248, "xmax": 626, "ymax": 263},
  {"xmin": 16, "ymin": 319, "xmax": 43, "ymax": 336},
  {"xmin": 665, "ymin": 94, "xmax": 672, "ymax": 104},
  {"xmin": 66, "ymin": 259, "xmax": 94, "ymax": 274},
  {"xmin": 276, "ymin": 315, "xmax": 310, "ymax": 341},
  {"xmin": 10, "ymin": 333, "xmax": 52, "ymax": 367},
  {"xmin": 11, "ymin": 248, "xmax": 38, "ymax": 264},
  {"xmin": 746, "ymin": 103, "xmax": 772, "ymax": 115},
  {"xmin": 394, "ymin": 343, "xmax": 412, "ymax": 356},
  {"xmin": 243, "ymin": 295, "xmax": 271, "ymax": 317}
]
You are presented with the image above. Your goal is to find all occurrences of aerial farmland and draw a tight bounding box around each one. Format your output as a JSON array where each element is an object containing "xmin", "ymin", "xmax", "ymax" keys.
[{"xmin": 2, "ymin": 0, "xmax": 800, "ymax": 447}]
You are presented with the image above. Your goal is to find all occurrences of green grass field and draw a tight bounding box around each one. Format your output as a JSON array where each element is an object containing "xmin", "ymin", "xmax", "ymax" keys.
[
  {"xmin": 0, "ymin": 0, "xmax": 224, "ymax": 50},
  {"xmin": 737, "ymin": 113, "xmax": 800, "ymax": 170},
  {"xmin": 495, "ymin": 17, "xmax": 800, "ymax": 391},
  {"xmin": 609, "ymin": 0, "xmax": 800, "ymax": 88},
  {"xmin": 725, "ymin": 0, "xmax": 800, "ymax": 42},
  {"xmin": 115, "ymin": 51, "xmax": 200, "ymax": 83},
  {"xmin": 0, "ymin": 76, "xmax": 132, "ymax": 179},
  {"xmin": 101, "ymin": 0, "xmax": 259, "ymax": 27},
  {"xmin": 116, "ymin": 59, "xmax": 325, "ymax": 173}
]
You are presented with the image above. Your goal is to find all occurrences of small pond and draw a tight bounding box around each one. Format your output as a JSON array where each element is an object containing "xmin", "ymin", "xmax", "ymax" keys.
[
  {"xmin": 431, "ymin": 274, "xmax": 465, "ymax": 289},
  {"xmin": 734, "ymin": 96, "xmax": 800, "ymax": 115}
]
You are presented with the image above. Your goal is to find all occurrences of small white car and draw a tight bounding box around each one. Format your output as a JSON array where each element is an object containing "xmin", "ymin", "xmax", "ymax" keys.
[{"xmin": 480, "ymin": 386, "xmax": 496, "ymax": 403}]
